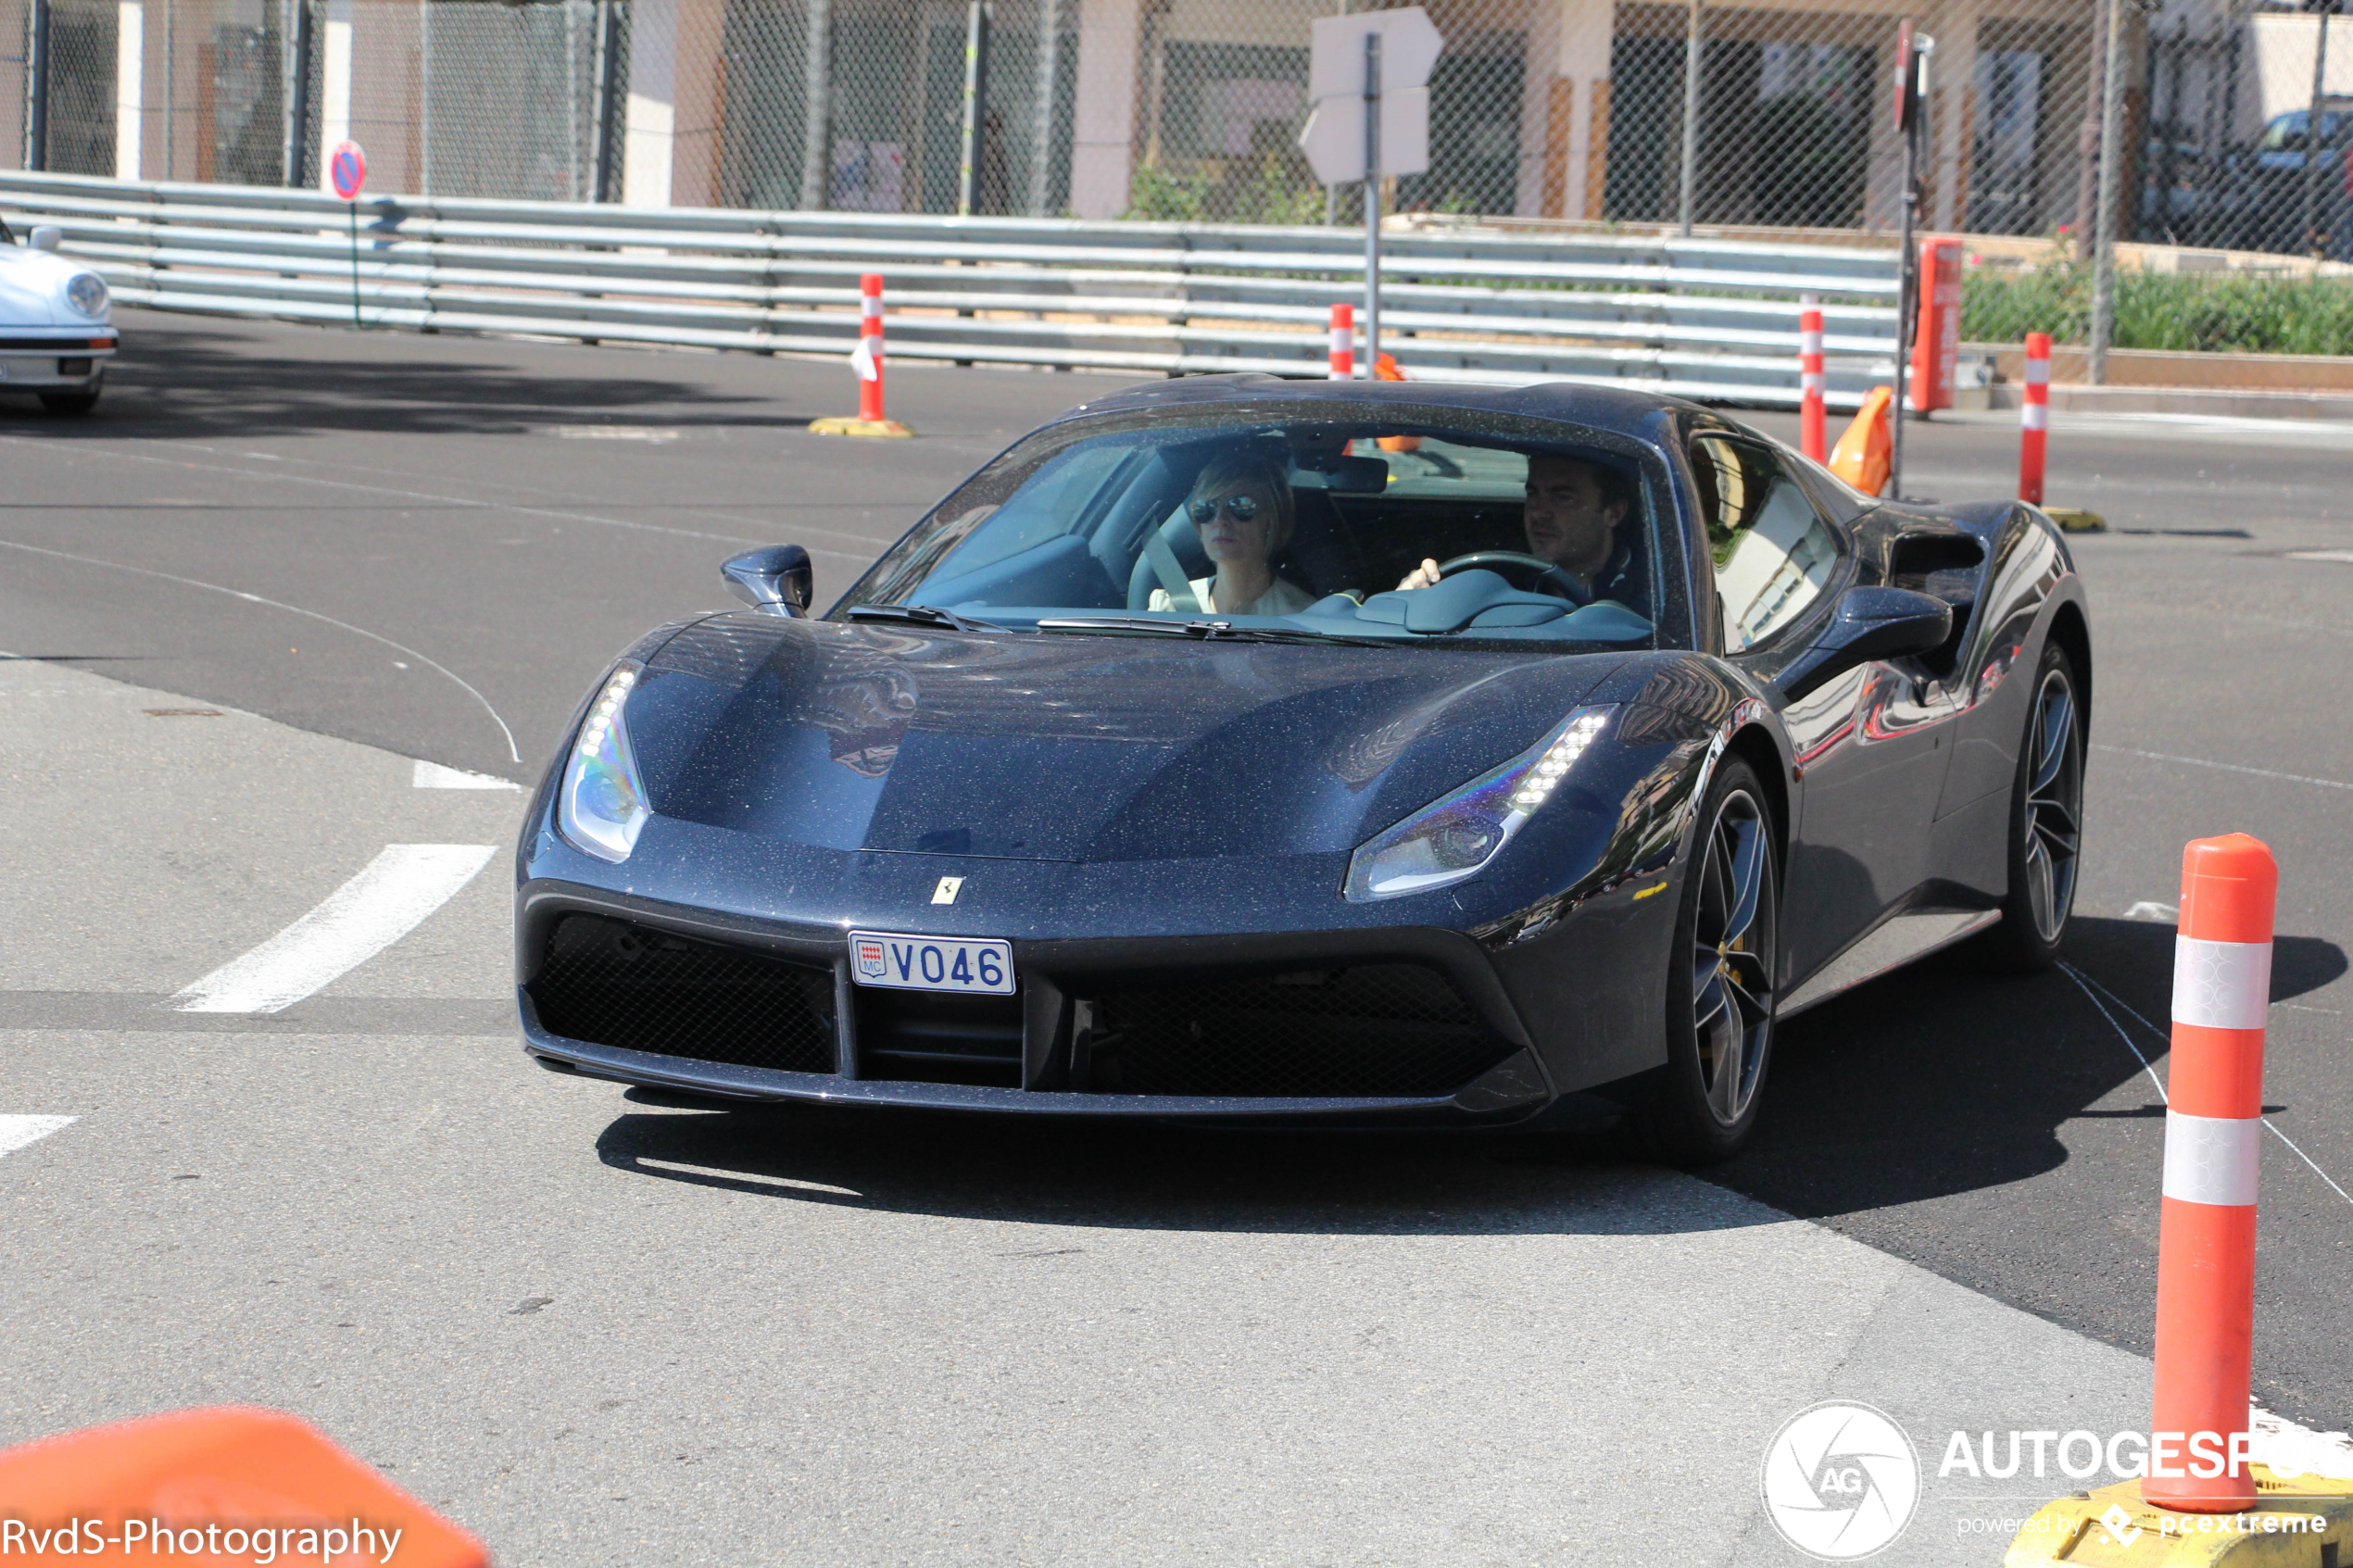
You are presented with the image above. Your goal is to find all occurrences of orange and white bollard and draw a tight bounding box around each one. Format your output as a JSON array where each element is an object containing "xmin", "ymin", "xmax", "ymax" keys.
[
  {"xmin": 812, "ymin": 271, "xmax": 913, "ymax": 437},
  {"xmin": 2145, "ymin": 833, "xmax": 2276, "ymax": 1513},
  {"xmin": 1798, "ymin": 294, "xmax": 1827, "ymax": 462},
  {"xmin": 1328, "ymin": 303, "xmax": 1354, "ymax": 380},
  {"xmin": 2019, "ymin": 330, "xmax": 2050, "ymax": 504},
  {"xmin": 857, "ymin": 272, "xmax": 887, "ymax": 422}
]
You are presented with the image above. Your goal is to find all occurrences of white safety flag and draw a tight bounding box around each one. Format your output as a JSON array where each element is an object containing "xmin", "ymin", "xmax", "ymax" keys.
[{"xmin": 849, "ymin": 336, "xmax": 880, "ymax": 382}]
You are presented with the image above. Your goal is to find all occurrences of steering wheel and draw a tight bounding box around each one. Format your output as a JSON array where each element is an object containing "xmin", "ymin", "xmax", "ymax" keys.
[{"xmin": 1434, "ymin": 551, "xmax": 1589, "ymax": 607}]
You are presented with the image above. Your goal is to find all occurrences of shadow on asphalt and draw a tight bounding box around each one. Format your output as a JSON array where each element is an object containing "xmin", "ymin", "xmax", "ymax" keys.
[
  {"xmin": 0, "ymin": 319, "xmax": 809, "ymax": 440},
  {"xmin": 1712, "ymin": 916, "xmax": 2343, "ymax": 1223},
  {"xmin": 587, "ymin": 913, "xmax": 2345, "ymax": 1237}
]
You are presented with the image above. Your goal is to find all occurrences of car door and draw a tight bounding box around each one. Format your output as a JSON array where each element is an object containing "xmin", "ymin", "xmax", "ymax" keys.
[{"xmin": 1687, "ymin": 432, "xmax": 1957, "ymax": 987}]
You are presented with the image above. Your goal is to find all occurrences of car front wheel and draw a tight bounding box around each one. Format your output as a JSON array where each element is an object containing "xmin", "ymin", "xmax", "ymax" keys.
[
  {"xmin": 1973, "ymin": 643, "xmax": 2083, "ymax": 972},
  {"xmin": 1630, "ymin": 757, "xmax": 1779, "ymax": 1165}
]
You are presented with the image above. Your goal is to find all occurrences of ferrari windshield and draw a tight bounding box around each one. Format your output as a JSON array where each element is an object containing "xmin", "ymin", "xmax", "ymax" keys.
[{"xmin": 834, "ymin": 410, "xmax": 1672, "ymax": 649}]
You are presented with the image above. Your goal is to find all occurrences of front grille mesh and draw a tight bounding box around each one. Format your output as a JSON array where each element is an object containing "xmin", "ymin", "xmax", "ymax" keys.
[
  {"xmin": 1086, "ymin": 965, "xmax": 1513, "ymax": 1098},
  {"xmin": 531, "ymin": 913, "xmax": 836, "ymax": 1074}
]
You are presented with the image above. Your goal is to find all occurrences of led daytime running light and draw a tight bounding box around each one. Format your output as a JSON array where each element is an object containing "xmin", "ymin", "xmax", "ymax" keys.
[
  {"xmin": 558, "ymin": 663, "xmax": 650, "ymax": 863},
  {"xmin": 1507, "ymin": 710, "xmax": 1608, "ymax": 812}
]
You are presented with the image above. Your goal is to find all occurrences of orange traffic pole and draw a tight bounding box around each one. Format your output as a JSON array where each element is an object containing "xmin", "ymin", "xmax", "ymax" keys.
[
  {"xmin": 2020, "ymin": 331, "xmax": 2050, "ymax": 504},
  {"xmin": 2144, "ymin": 834, "xmax": 2276, "ymax": 1513},
  {"xmin": 1798, "ymin": 294, "xmax": 1827, "ymax": 461},
  {"xmin": 858, "ymin": 271, "xmax": 887, "ymax": 424},
  {"xmin": 1327, "ymin": 302, "xmax": 1354, "ymax": 380}
]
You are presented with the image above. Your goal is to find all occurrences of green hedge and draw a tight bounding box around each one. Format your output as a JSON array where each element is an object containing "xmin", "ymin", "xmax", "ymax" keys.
[{"xmin": 1963, "ymin": 262, "xmax": 2353, "ymax": 355}]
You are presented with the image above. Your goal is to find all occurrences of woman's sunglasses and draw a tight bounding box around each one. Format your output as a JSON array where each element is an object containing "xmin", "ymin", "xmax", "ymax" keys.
[{"xmin": 1188, "ymin": 493, "xmax": 1260, "ymax": 524}]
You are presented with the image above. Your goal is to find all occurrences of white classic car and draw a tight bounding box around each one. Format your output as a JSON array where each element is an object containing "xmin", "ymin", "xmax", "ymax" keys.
[{"xmin": 0, "ymin": 214, "xmax": 117, "ymax": 413}]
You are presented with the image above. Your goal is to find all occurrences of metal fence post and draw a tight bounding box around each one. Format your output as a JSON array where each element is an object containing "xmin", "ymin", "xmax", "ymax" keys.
[
  {"xmin": 162, "ymin": 0, "xmax": 174, "ymax": 181},
  {"xmin": 591, "ymin": 0, "xmax": 622, "ymax": 201},
  {"xmin": 27, "ymin": 0, "xmax": 50, "ymax": 171},
  {"xmin": 958, "ymin": 0, "xmax": 991, "ymax": 215},
  {"xmin": 799, "ymin": 0, "xmax": 830, "ymax": 209},
  {"xmin": 287, "ymin": 0, "xmax": 314, "ymax": 186},
  {"xmin": 2087, "ymin": 0, "xmax": 2127, "ymax": 385},
  {"xmin": 2300, "ymin": 1, "xmax": 2334, "ymax": 259},
  {"xmin": 1027, "ymin": 0, "xmax": 1061, "ymax": 217},
  {"xmin": 1676, "ymin": 0, "xmax": 1703, "ymax": 236},
  {"xmin": 418, "ymin": 0, "xmax": 432, "ymax": 195}
]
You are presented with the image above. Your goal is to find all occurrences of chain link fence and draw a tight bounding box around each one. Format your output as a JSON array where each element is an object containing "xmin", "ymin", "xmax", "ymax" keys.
[{"xmin": 8, "ymin": 0, "xmax": 2351, "ymax": 336}]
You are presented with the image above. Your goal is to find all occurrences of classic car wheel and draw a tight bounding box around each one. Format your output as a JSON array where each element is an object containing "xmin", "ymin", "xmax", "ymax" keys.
[
  {"xmin": 1975, "ymin": 645, "xmax": 2083, "ymax": 972},
  {"xmin": 1632, "ymin": 758, "xmax": 1779, "ymax": 1165}
]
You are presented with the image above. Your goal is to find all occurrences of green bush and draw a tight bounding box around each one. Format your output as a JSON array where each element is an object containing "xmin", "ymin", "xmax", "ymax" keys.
[
  {"xmin": 1963, "ymin": 260, "xmax": 2353, "ymax": 355},
  {"xmin": 1123, "ymin": 157, "xmax": 1324, "ymax": 227}
]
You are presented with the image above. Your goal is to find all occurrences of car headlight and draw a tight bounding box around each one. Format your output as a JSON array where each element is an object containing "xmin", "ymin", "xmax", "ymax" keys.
[
  {"xmin": 64, "ymin": 271, "xmax": 107, "ymax": 318},
  {"xmin": 558, "ymin": 663, "xmax": 650, "ymax": 862},
  {"xmin": 1344, "ymin": 708, "xmax": 1612, "ymax": 902}
]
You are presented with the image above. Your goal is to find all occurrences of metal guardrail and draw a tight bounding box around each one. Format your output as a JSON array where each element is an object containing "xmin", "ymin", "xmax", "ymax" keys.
[{"xmin": 0, "ymin": 171, "xmax": 1902, "ymax": 408}]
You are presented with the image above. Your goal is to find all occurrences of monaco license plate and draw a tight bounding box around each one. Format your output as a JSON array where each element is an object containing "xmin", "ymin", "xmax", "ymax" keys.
[{"xmin": 849, "ymin": 931, "xmax": 1014, "ymax": 995}]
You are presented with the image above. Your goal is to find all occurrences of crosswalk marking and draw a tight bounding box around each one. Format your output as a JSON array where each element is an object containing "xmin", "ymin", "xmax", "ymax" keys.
[
  {"xmin": 412, "ymin": 759, "xmax": 522, "ymax": 790},
  {"xmin": 170, "ymin": 844, "xmax": 496, "ymax": 1014}
]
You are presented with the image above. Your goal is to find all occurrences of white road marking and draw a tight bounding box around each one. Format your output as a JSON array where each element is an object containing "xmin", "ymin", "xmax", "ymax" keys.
[
  {"xmin": 413, "ymin": 759, "xmax": 522, "ymax": 791},
  {"xmin": 2287, "ymin": 549, "xmax": 2353, "ymax": 564},
  {"xmin": 550, "ymin": 425, "xmax": 682, "ymax": 442},
  {"xmin": 2060, "ymin": 963, "xmax": 2353, "ymax": 1209},
  {"xmin": 2123, "ymin": 901, "xmax": 2178, "ymax": 922},
  {"xmin": 0, "ymin": 1115, "xmax": 75, "ymax": 1158},
  {"xmin": 2251, "ymin": 1403, "xmax": 2353, "ymax": 1482},
  {"xmin": 2093, "ymin": 744, "xmax": 2353, "ymax": 792},
  {"xmin": 170, "ymin": 844, "xmax": 496, "ymax": 1013}
]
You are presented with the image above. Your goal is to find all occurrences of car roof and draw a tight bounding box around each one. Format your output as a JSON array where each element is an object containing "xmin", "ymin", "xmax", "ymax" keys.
[{"xmin": 1052, "ymin": 374, "xmax": 1699, "ymax": 447}]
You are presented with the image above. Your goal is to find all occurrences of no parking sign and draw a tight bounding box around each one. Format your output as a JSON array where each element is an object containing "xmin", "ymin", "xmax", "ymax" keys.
[{"xmin": 330, "ymin": 141, "xmax": 367, "ymax": 202}]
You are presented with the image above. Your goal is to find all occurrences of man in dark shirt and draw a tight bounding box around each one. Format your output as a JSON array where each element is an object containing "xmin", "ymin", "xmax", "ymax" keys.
[{"xmin": 1398, "ymin": 453, "xmax": 1638, "ymax": 604}]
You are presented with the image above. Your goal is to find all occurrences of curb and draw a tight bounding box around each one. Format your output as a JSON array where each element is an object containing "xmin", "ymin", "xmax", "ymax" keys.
[
  {"xmin": 1971, "ymin": 383, "xmax": 2353, "ymax": 422},
  {"xmin": 2003, "ymin": 1470, "xmax": 2353, "ymax": 1565}
]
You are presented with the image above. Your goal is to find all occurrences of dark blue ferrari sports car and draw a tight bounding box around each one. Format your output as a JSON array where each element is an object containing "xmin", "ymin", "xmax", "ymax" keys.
[{"xmin": 515, "ymin": 376, "xmax": 2088, "ymax": 1162}]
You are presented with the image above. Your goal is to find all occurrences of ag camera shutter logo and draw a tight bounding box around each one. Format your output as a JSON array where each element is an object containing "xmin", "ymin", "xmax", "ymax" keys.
[{"xmin": 1760, "ymin": 1400, "xmax": 1920, "ymax": 1560}]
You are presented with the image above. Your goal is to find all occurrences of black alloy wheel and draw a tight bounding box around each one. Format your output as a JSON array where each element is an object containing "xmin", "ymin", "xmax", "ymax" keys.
[
  {"xmin": 1975, "ymin": 644, "xmax": 2084, "ymax": 972},
  {"xmin": 1632, "ymin": 757, "xmax": 1779, "ymax": 1165}
]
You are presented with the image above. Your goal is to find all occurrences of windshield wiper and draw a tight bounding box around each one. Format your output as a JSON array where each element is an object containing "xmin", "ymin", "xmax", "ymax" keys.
[
  {"xmin": 1034, "ymin": 617, "xmax": 1387, "ymax": 646},
  {"xmin": 848, "ymin": 604, "xmax": 1004, "ymax": 633}
]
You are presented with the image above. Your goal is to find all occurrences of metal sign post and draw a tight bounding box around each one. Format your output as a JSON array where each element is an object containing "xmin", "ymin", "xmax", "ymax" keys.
[
  {"xmin": 1363, "ymin": 31, "xmax": 1381, "ymax": 373},
  {"xmin": 330, "ymin": 141, "xmax": 369, "ymax": 330},
  {"xmin": 1890, "ymin": 24, "xmax": 1930, "ymax": 502},
  {"xmin": 1300, "ymin": 7, "xmax": 1442, "ymax": 379}
]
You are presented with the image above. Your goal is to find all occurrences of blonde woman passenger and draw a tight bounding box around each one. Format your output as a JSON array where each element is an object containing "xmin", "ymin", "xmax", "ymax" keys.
[{"xmin": 1149, "ymin": 450, "xmax": 1318, "ymax": 618}]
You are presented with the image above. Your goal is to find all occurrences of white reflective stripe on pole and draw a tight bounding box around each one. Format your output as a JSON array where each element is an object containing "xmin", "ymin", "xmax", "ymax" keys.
[
  {"xmin": 2023, "ymin": 358, "xmax": 2050, "ymax": 385},
  {"xmin": 2021, "ymin": 402, "xmax": 2047, "ymax": 431},
  {"xmin": 2172, "ymin": 935, "xmax": 2273, "ymax": 1030},
  {"xmin": 2161, "ymin": 1110, "xmax": 2262, "ymax": 1208}
]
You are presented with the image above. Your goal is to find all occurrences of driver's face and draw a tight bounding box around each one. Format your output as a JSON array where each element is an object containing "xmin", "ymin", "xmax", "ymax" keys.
[{"xmin": 1524, "ymin": 457, "xmax": 1627, "ymax": 583}]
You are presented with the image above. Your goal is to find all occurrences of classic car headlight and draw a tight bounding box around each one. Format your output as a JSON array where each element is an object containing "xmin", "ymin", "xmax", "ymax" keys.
[
  {"xmin": 1344, "ymin": 708, "xmax": 1612, "ymax": 902},
  {"xmin": 64, "ymin": 271, "xmax": 108, "ymax": 318},
  {"xmin": 558, "ymin": 663, "xmax": 650, "ymax": 862}
]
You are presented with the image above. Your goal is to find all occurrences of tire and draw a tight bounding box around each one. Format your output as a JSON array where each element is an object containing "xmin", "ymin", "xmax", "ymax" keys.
[
  {"xmin": 40, "ymin": 388, "xmax": 100, "ymax": 415},
  {"xmin": 1628, "ymin": 758, "xmax": 1780, "ymax": 1166},
  {"xmin": 1972, "ymin": 643, "xmax": 2084, "ymax": 973}
]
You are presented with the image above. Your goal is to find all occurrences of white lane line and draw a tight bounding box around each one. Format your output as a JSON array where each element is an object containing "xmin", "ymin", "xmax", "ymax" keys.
[
  {"xmin": 413, "ymin": 759, "xmax": 522, "ymax": 791},
  {"xmin": 2287, "ymin": 549, "xmax": 2353, "ymax": 564},
  {"xmin": 0, "ymin": 538, "xmax": 521, "ymax": 763},
  {"xmin": 170, "ymin": 845, "xmax": 496, "ymax": 1014},
  {"xmin": 2059, "ymin": 962, "xmax": 2353, "ymax": 1209},
  {"xmin": 2093, "ymin": 744, "xmax": 2353, "ymax": 793},
  {"xmin": 0, "ymin": 1115, "xmax": 76, "ymax": 1158},
  {"xmin": 2123, "ymin": 900, "xmax": 2179, "ymax": 922}
]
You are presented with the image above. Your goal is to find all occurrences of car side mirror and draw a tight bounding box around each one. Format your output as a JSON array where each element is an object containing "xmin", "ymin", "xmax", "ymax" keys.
[
  {"xmin": 29, "ymin": 225, "xmax": 62, "ymax": 252},
  {"xmin": 1775, "ymin": 586, "xmax": 1952, "ymax": 699},
  {"xmin": 721, "ymin": 545, "xmax": 812, "ymax": 616}
]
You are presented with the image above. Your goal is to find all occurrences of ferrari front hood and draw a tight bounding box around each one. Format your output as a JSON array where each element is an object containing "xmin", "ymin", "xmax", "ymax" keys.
[{"xmin": 626, "ymin": 613, "xmax": 1623, "ymax": 863}]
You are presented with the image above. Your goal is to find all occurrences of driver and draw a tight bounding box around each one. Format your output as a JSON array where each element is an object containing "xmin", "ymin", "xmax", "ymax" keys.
[{"xmin": 1397, "ymin": 452, "xmax": 1638, "ymax": 602}]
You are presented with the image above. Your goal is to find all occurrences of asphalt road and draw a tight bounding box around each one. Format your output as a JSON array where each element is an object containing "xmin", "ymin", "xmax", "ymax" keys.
[{"xmin": 3, "ymin": 309, "xmax": 2349, "ymax": 1562}]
